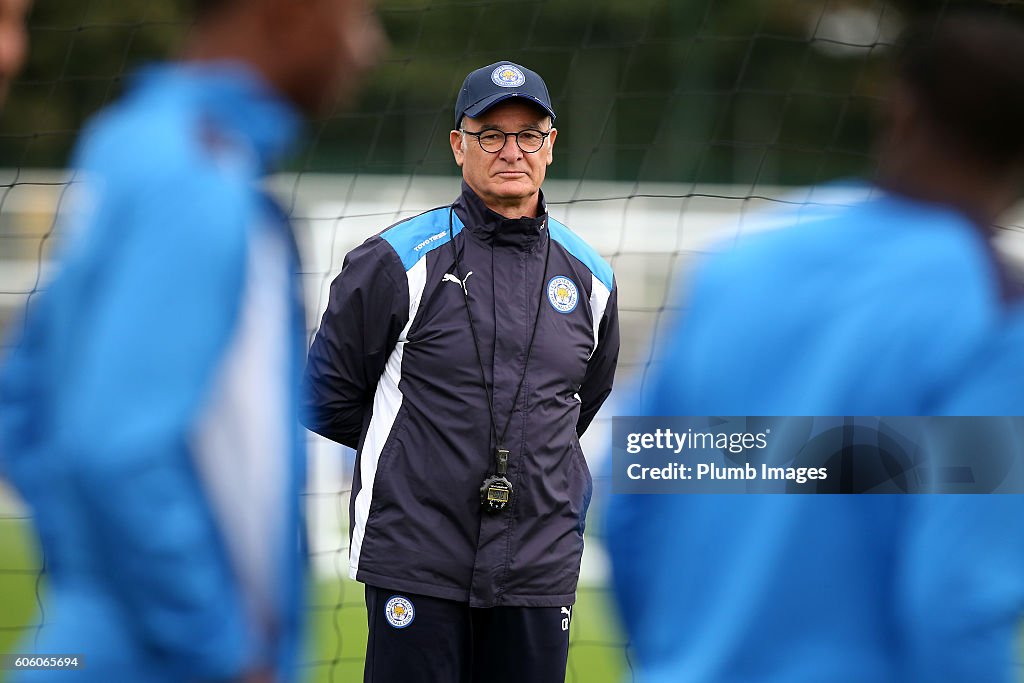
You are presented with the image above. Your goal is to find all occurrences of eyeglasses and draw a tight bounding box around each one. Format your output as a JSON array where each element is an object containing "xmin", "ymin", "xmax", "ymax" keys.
[{"xmin": 461, "ymin": 128, "xmax": 552, "ymax": 154}]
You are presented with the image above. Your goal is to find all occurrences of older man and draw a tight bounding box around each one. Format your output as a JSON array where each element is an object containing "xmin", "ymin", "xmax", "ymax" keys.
[{"xmin": 304, "ymin": 61, "xmax": 620, "ymax": 683}]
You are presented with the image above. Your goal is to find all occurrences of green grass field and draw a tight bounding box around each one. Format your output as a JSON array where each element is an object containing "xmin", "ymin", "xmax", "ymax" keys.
[
  {"xmin": 0, "ymin": 520, "xmax": 627, "ymax": 683},
  {"xmin": 5, "ymin": 518, "xmax": 1022, "ymax": 683}
]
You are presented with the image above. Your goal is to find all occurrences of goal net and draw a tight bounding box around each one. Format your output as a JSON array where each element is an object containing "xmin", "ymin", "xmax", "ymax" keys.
[{"xmin": 2, "ymin": 1, "xmax": 1021, "ymax": 682}]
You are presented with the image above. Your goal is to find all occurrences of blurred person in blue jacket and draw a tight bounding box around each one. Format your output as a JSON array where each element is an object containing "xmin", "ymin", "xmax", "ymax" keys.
[
  {"xmin": 607, "ymin": 6, "xmax": 1024, "ymax": 683},
  {"xmin": 0, "ymin": 0, "xmax": 383, "ymax": 681}
]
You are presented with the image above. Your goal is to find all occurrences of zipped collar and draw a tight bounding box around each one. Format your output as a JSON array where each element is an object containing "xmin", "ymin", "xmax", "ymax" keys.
[{"xmin": 452, "ymin": 181, "xmax": 548, "ymax": 250}]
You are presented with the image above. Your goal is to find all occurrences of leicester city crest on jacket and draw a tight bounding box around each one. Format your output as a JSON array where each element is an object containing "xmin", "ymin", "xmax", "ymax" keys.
[
  {"xmin": 384, "ymin": 595, "xmax": 415, "ymax": 628},
  {"xmin": 547, "ymin": 275, "xmax": 579, "ymax": 313}
]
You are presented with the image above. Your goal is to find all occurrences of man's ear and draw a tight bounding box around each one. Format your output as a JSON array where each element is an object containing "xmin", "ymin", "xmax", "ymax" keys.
[
  {"xmin": 450, "ymin": 129, "xmax": 465, "ymax": 167},
  {"xmin": 545, "ymin": 128, "xmax": 557, "ymax": 166}
]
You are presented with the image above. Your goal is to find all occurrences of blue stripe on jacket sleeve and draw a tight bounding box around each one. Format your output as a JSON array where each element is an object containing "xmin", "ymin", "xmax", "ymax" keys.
[{"xmin": 381, "ymin": 207, "xmax": 463, "ymax": 271}]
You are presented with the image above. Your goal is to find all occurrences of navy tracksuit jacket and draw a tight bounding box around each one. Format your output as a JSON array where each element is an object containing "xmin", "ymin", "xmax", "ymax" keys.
[{"xmin": 304, "ymin": 183, "xmax": 619, "ymax": 607}]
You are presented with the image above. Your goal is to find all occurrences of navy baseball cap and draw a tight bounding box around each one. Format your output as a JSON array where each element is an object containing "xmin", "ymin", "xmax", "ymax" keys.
[{"xmin": 454, "ymin": 61, "xmax": 556, "ymax": 129}]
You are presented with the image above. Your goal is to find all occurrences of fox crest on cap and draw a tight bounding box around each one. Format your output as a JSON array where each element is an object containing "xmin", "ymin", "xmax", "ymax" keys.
[
  {"xmin": 455, "ymin": 60, "xmax": 556, "ymax": 129},
  {"xmin": 491, "ymin": 64, "xmax": 526, "ymax": 88}
]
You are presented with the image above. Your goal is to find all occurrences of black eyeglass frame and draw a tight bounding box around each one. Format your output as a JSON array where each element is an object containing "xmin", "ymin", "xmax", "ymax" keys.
[{"xmin": 460, "ymin": 127, "xmax": 553, "ymax": 154}]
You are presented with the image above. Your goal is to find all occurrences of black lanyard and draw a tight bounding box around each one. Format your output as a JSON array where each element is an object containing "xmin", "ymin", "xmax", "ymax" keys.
[{"xmin": 447, "ymin": 206, "xmax": 551, "ymax": 512}]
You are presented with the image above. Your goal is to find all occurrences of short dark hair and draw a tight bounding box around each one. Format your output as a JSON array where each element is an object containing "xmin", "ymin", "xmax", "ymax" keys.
[{"xmin": 897, "ymin": 3, "xmax": 1024, "ymax": 168}]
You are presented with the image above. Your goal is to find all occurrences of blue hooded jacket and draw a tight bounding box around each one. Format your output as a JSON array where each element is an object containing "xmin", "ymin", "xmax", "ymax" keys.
[
  {"xmin": 0, "ymin": 63, "xmax": 307, "ymax": 682},
  {"xmin": 607, "ymin": 189, "xmax": 1024, "ymax": 683}
]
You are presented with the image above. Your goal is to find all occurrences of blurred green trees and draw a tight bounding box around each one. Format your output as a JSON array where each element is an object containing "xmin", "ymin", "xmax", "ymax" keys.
[{"xmin": 0, "ymin": 0, "xmax": 956, "ymax": 185}]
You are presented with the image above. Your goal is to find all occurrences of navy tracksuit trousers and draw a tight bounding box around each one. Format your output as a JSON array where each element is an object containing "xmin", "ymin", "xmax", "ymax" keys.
[{"xmin": 364, "ymin": 586, "xmax": 573, "ymax": 682}]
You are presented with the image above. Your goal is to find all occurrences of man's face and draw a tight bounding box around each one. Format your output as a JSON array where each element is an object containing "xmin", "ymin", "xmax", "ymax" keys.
[
  {"xmin": 279, "ymin": 0, "xmax": 385, "ymax": 116},
  {"xmin": 0, "ymin": 0, "xmax": 29, "ymax": 108},
  {"xmin": 450, "ymin": 99, "xmax": 557, "ymax": 217}
]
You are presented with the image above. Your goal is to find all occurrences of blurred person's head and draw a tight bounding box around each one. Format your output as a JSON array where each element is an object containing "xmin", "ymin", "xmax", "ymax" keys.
[
  {"xmin": 0, "ymin": 0, "xmax": 30, "ymax": 109},
  {"xmin": 186, "ymin": 0, "xmax": 385, "ymax": 117},
  {"xmin": 450, "ymin": 62, "xmax": 558, "ymax": 219},
  {"xmin": 876, "ymin": 4, "xmax": 1024, "ymax": 226}
]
